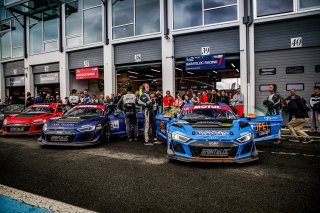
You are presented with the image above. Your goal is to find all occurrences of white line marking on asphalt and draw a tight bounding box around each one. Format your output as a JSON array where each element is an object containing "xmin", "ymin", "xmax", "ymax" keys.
[
  {"xmin": 258, "ymin": 150, "xmax": 319, "ymax": 158},
  {"xmin": 0, "ymin": 184, "xmax": 96, "ymax": 213},
  {"xmin": 82, "ymin": 148, "xmax": 167, "ymax": 165}
]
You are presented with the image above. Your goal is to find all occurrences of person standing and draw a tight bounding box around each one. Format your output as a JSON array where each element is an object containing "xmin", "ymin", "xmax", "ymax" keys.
[
  {"xmin": 155, "ymin": 90, "xmax": 163, "ymax": 114},
  {"xmin": 231, "ymin": 88, "xmax": 244, "ymax": 117},
  {"xmin": 163, "ymin": 90, "xmax": 175, "ymax": 113},
  {"xmin": 191, "ymin": 93, "xmax": 199, "ymax": 104},
  {"xmin": 26, "ymin": 92, "xmax": 34, "ymax": 108},
  {"xmin": 285, "ymin": 97, "xmax": 313, "ymax": 143},
  {"xmin": 68, "ymin": 89, "xmax": 80, "ymax": 107},
  {"xmin": 209, "ymin": 89, "xmax": 220, "ymax": 103},
  {"xmin": 263, "ymin": 84, "xmax": 281, "ymax": 115},
  {"xmin": 219, "ymin": 90, "xmax": 230, "ymax": 105},
  {"xmin": 55, "ymin": 95, "xmax": 62, "ymax": 103},
  {"xmin": 117, "ymin": 86, "xmax": 138, "ymax": 142},
  {"xmin": 174, "ymin": 93, "xmax": 184, "ymax": 110},
  {"xmin": 199, "ymin": 90, "xmax": 209, "ymax": 103},
  {"xmin": 309, "ymin": 86, "xmax": 320, "ymax": 132},
  {"xmin": 99, "ymin": 94, "xmax": 105, "ymax": 103},
  {"xmin": 83, "ymin": 89, "xmax": 92, "ymax": 104},
  {"xmin": 139, "ymin": 83, "xmax": 158, "ymax": 145},
  {"xmin": 92, "ymin": 95, "xmax": 99, "ymax": 103},
  {"xmin": 285, "ymin": 89, "xmax": 301, "ymax": 121},
  {"xmin": 44, "ymin": 93, "xmax": 54, "ymax": 103},
  {"xmin": 34, "ymin": 94, "xmax": 43, "ymax": 104}
]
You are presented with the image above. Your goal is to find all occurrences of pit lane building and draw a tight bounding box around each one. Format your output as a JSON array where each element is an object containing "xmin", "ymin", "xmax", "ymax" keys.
[{"xmin": 0, "ymin": 0, "xmax": 319, "ymax": 116}]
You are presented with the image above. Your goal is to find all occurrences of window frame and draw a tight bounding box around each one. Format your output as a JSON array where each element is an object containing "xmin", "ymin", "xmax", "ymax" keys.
[
  {"xmin": 172, "ymin": 0, "xmax": 239, "ymax": 32},
  {"xmin": 29, "ymin": 10, "xmax": 59, "ymax": 55},
  {"xmin": 254, "ymin": 0, "xmax": 320, "ymax": 19},
  {"xmin": 0, "ymin": 16, "xmax": 24, "ymax": 59},
  {"xmin": 111, "ymin": 0, "xmax": 161, "ymax": 40},
  {"xmin": 65, "ymin": 0, "xmax": 103, "ymax": 48}
]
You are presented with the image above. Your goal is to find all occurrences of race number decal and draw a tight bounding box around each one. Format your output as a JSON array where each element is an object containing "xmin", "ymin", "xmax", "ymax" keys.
[
  {"xmin": 256, "ymin": 122, "xmax": 271, "ymax": 138},
  {"xmin": 111, "ymin": 120, "xmax": 120, "ymax": 130},
  {"xmin": 160, "ymin": 121, "xmax": 166, "ymax": 135}
]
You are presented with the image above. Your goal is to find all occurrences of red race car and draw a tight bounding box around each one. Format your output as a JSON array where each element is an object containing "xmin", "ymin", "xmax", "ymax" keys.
[{"xmin": 2, "ymin": 103, "xmax": 66, "ymax": 135}]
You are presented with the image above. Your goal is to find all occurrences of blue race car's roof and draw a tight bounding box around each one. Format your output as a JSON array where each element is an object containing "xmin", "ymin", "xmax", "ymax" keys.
[{"xmin": 183, "ymin": 102, "xmax": 229, "ymax": 107}]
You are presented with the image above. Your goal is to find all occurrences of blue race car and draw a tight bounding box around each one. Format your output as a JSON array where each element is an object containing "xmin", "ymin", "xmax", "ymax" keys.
[
  {"xmin": 156, "ymin": 103, "xmax": 283, "ymax": 163},
  {"xmin": 40, "ymin": 104, "xmax": 111, "ymax": 146}
]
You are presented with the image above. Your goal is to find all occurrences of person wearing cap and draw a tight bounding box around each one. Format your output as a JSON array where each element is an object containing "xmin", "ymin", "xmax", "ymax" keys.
[
  {"xmin": 310, "ymin": 86, "xmax": 320, "ymax": 132},
  {"xmin": 117, "ymin": 86, "xmax": 139, "ymax": 142}
]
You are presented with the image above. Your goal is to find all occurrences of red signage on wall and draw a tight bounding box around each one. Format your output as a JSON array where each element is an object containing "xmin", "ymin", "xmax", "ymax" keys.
[{"xmin": 76, "ymin": 67, "xmax": 99, "ymax": 80}]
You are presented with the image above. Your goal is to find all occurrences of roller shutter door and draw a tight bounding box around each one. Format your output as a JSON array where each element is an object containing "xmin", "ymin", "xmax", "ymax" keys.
[
  {"xmin": 68, "ymin": 48, "xmax": 104, "ymax": 70},
  {"xmin": 114, "ymin": 39, "xmax": 162, "ymax": 65},
  {"xmin": 3, "ymin": 60, "xmax": 24, "ymax": 76},
  {"xmin": 174, "ymin": 28, "xmax": 240, "ymax": 58}
]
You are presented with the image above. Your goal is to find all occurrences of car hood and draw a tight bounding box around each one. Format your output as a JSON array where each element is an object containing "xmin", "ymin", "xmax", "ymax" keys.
[
  {"xmin": 48, "ymin": 115, "xmax": 102, "ymax": 129},
  {"xmin": 5, "ymin": 113, "xmax": 52, "ymax": 124},
  {"xmin": 170, "ymin": 120, "xmax": 251, "ymax": 141}
]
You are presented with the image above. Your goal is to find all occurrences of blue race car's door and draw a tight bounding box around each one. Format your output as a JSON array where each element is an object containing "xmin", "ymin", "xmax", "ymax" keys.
[
  {"xmin": 137, "ymin": 112, "xmax": 144, "ymax": 132},
  {"xmin": 109, "ymin": 113, "xmax": 126, "ymax": 135},
  {"xmin": 244, "ymin": 115, "xmax": 283, "ymax": 142},
  {"xmin": 156, "ymin": 114, "xmax": 171, "ymax": 140}
]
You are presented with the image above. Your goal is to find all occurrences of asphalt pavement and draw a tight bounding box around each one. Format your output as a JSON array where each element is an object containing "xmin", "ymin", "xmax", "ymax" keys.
[{"xmin": 0, "ymin": 134, "xmax": 319, "ymax": 213}]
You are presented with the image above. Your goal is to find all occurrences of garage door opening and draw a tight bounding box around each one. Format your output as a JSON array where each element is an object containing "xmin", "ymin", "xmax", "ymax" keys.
[{"xmin": 116, "ymin": 63, "xmax": 162, "ymax": 94}]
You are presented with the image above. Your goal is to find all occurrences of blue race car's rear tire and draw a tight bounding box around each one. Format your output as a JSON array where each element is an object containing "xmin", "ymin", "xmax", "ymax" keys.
[{"xmin": 101, "ymin": 124, "xmax": 111, "ymax": 144}]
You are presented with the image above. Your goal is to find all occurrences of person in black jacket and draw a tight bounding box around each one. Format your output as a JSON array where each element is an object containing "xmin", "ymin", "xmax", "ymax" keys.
[
  {"xmin": 25, "ymin": 92, "xmax": 34, "ymax": 108},
  {"xmin": 263, "ymin": 84, "xmax": 282, "ymax": 115},
  {"xmin": 284, "ymin": 97, "xmax": 313, "ymax": 143}
]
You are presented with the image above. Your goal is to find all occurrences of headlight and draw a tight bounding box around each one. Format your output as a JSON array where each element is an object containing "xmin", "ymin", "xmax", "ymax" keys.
[
  {"xmin": 3, "ymin": 119, "xmax": 8, "ymax": 126},
  {"xmin": 32, "ymin": 119, "xmax": 46, "ymax": 124},
  {"xmin": 236, "ymin": 133, "xmax": 253, "ymax": 143},
  {"xmin": 172, "ymin": 132, "xmax": 191, "ymax": 143},
  {"xmin": 77, "ymin": 125, "xmax": 95, "ymax": 132},
  {"xmin": 43, "ymin": 123, "xmax": 48, "ymax": 132}
]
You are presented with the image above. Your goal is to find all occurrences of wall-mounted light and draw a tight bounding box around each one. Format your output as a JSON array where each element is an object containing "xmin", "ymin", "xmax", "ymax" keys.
[
  {"xmin": 231, "ymin": 63, "xmax": 235, "ymax": 68},
  {"xmin": 151, "ymin": 69, "xmax": 161, "ymax": 73},
  {"xmin": 175, "ymin": 67, "xmax": 182, "ymax": 71}
]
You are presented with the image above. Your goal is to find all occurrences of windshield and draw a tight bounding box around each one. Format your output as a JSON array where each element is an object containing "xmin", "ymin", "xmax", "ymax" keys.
[
  {"xmin": 3, "ymin": 104, "xmax": 24, "ymax": 112},
  {"xmin": 65, "ymin": 107, "xmax": 104, "ymax": 117},
  {"xmin": 24, "ymin": 107, "xmax": 54, "ymax": 114},
  {"xmin": 180, "ymin": 106, "xmax": 236, "ymax": 120}
]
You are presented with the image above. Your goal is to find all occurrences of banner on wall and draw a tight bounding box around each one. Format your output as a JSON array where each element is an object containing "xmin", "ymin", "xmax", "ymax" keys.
[
  {"xmin": 76, "ymin": 67, "xmax": 99, "ymax": 80},
  {"xmin": 185, "ymin": 54, "xmax": 225, "ymax": 71}
]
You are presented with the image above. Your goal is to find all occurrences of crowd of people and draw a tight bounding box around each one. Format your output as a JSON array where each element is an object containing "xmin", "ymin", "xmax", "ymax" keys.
[
  {"xmin": 263, "ymin": 84, "xmax": 320, "ymax": 144},
  {"xmin": 2, "ymin": 83, "xmax": 319, "ymax": 145}
]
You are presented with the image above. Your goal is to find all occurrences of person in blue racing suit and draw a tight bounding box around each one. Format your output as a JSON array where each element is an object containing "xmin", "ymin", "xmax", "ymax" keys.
[
  {"xmin": 139, "ymin": 83, "xmax": 160, "ymax": 146},
  {"xmin": 117, "ymin": 86, "xmax": 138, "ymax": 142}
]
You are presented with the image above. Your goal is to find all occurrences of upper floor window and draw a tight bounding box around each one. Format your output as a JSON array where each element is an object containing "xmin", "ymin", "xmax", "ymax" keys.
[
  {"xmin": 0, "ymin": 18, "xmax": 23, "ymax": 59},
  {"xmin": 256, "ymin": 0, "xmax": 320, "ymax": 17},
  {"xmin": 173, "ymin": 0, "xmax": 238, "ymax": 30},
  {"xmin": 29, "ymin": 10, "xmax": 59, "ymax": 55},
  {"xmin": 65, "ymin": 0, "xmax": 102, "ymax": 48},
  {"xmin": 112, "ymin": 0, "xmax": 160, "ymax": 39},
  {"xmin": 299, "ymin": 0, "xmax": 320, "ymax": 9},
  {"xmin": 256, "ymin": 0, "xmax": 293, "ymax": 17}
]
